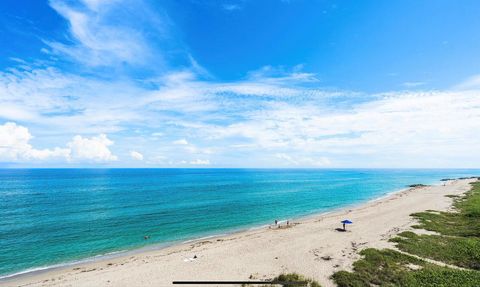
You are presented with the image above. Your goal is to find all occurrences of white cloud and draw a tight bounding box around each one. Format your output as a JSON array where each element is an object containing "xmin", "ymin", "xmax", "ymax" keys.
[
  {"xmin": 169, "ymin": 136, "xmax": 213, "ymax": 154},
  {"xmin": 189, "ymin": 159, "xmax": 210, "ymax": 165},
  {"xmin": 246, "ymin": 65, "xmax": 319, "ymax": 83},
  {"xmin": 0, "ymin": 64, "xmax": 334, "ymax": 139},
  {"xmin": 0, "ymin": 66, "xmax": 147, "ymax": 135},
  {"xmin": 172, "ymin": 139, "xmax": 189, "ymax": 145},
  {"xmin": 3, "ymin": 52, "xmax": 480, "ymax": 167},
  {"xmin": 67, "ymin": 134, "xmax": 118, "ymax": 162},
  {"xmin": 205, "ymin": 89, "xmax": 480, "ymax": 167},
  {"xmin": 0, "ymin": 122, "xmax": 117, "ymax": 163},
  {"xmin": 0, "ymin": 122, "xmax": 69, "ymax": 161},
  {"xmin": 47, "ymin": 0, "xmax": 165, "ymax": 67},
  {"xmin": 130, "ymin": 150, "xmax": 144, "ymax": 160}
]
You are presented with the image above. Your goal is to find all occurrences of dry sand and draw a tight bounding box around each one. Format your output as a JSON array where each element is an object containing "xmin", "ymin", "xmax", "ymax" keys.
[{"xmin": 1, "ymin": 178, "xmax": 476, "ymax": 287}]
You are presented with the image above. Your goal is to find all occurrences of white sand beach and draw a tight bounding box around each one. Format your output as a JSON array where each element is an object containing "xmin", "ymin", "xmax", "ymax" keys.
[{"xmin": 1, "ymin": 178, "xmax": 476, "ymax": 287}]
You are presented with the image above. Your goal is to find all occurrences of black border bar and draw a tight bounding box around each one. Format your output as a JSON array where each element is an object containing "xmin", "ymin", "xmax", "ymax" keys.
[{"xmin": 172, "ymin": 281, "xmax": 306, "ymax": 285}]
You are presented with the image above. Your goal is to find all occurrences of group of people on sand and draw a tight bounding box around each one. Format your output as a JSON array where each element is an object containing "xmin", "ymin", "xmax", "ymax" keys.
[{"xmin": 274, "ymin": 219, "xmax": 290, "ymax": 228}]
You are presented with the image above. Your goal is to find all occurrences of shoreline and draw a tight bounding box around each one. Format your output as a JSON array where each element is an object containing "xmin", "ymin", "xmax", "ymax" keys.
[
  {"xmin": 0, "ymin": 182, "xmax": 416, "ymax": 282},
  {"xmin": 1, "ymin": 177, "xmax": 477, "ymax": 287}
]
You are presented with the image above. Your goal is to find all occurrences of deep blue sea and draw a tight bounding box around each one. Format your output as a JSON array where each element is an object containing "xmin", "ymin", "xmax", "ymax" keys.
[{"xmin": 1, "ymin": 168, "xmax": 479, "ymax": 278}]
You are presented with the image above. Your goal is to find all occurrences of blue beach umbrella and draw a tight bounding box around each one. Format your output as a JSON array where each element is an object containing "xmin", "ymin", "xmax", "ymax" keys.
[{"xmin": 341, "ymin": 219, "xmax": 353, "ymax": 230}]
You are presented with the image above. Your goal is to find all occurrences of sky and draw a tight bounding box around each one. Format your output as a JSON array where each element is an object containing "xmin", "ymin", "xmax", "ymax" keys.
[{"xmin": 1, "ymin": 0, "xmax": 480, "ymax": 168}]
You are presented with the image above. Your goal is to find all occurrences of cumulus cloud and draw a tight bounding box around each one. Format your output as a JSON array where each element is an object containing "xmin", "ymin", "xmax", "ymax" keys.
[
  {"xmin": 67, "ymin": 134, "xmax": 118, "ymax": 162},
  {"xmin": 130, "ymin": 150, "xmax": 144, "ymax": 160},
  {"xmin": 0, "ymin": 122, "xmax": 117, "ymax": 163},
  {"xmin": 0, "ymin": 122, "xmax": 69, "ymax": 161}
]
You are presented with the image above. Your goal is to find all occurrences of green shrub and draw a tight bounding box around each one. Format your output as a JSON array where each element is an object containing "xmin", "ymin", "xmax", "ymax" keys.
[
  {"xmin": 391, "ymin": 232, "xmax": 480, "ymax": 270},
  {"xmin": 273, "ymin": 273, "xmax": 321, "ymax": 287},
  {"xmin": 411, "ymin": 182, "xmax": 480, "ymax": 237},
  {"xmin": 332, "ymin": 248, "xmax": 480, "ymax": 287},
  {"xmin": 242, "ymin": 273, "xmax": 321, "ymax": 287}
]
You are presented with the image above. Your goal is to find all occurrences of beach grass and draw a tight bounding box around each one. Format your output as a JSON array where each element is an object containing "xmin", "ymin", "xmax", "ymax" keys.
[
  {"xmin": 333, "ymin": 181, "xmax": 480, "ymax": 286},
  {"xmin": 274, "ymin": 273, "xmax": 321, "ymax": 287},
  {"xmin": 390, "ymin": 231, "xmax": 480, "ymax": 270},
  {"xmin": 242, "ymin": 273, "xmax": 321, "ymax": 287},
  {"xmin": 332, "ymin": 248, "xmax": 480, "ymax": 287},
  {"xmin": 390, "ymin": 182, "xmax": 480, "ymax": 269},
  {"xmin": 410, "ymin": 181, "xmax": 480, "ymax": 237}
]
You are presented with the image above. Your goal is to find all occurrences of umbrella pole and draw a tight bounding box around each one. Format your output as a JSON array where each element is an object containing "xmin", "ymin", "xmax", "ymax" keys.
[{"xmin": 343, "ymin": 223, "xmax": 346, "ymax": 231}]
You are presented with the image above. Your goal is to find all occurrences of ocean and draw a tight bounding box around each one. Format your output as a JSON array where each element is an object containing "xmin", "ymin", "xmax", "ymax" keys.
[{"xmin": 0, "ymin": 168, "xmax": 479, "ymax": 278}]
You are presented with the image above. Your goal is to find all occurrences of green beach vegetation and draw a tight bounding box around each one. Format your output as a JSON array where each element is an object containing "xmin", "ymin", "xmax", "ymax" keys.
[
  {"xmin": 273, "ymin": 273, "xmax": 321, "ymax": 287},
  {"xmin": 410, "ymin": 182, "xmax": 480, "ymax": 237},
  {"xmin": 391, "ymin": 231, "xmax": 480, "ymax": 270},
  {"xmin": 332, "ymin": 248, "xmax": 480, "ymax": 287},
  {"xmin": 332, "ymin": 181, "xmax": 480, "ymax": 286},
  {"xmin": 242, "ymin": 273, "xmax": 321, "ymax": 287},
  {"xmin": 407, "ymin": 184, "xmax": 428, "ymax": 188}
]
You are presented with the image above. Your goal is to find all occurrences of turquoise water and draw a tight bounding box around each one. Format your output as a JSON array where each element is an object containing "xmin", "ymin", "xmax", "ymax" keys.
[{"xmin": 0, "ymin": 168, "xmax": 479, "ymax": 278}]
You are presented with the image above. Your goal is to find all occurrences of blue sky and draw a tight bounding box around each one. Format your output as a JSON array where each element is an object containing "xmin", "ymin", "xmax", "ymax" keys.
[{"xmin": 1, "ymin": 0, "xmax": 480, "ymax": 168}]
